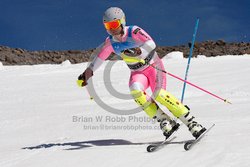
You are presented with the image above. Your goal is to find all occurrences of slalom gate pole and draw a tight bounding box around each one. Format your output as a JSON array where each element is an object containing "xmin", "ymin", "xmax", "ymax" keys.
[
  {"xmin": 149, "ymin": 64, "xmax": 232, "ymax": 104},
  {"xmin": 181, "ymin": 18, "xmax": 199, "ymax": 103}
]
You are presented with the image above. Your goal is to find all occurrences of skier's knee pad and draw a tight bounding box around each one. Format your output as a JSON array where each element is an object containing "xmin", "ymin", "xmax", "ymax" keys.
[
  {"xmin": 130, "ymin": 90, "xmax": 157, "ymax": 118},
  {"xmin": 154, "ymin": 89, "xmax": 188, "ymax": 118}
]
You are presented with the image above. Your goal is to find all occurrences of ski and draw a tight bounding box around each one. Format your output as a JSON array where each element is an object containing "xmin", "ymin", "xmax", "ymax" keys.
[
  {"xmin": 147, "ymin": 135, "xmax": 177, "ymax": 152},
  {"xmin": 184, "ymin": 123, "xmax": 215, "ymax": 151},
  {"xmin": 147, "ymin": 123, "xmax": 183, "ymax": 152}
]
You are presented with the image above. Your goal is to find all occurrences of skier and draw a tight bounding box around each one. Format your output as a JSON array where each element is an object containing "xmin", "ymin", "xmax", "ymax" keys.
[{"xmin": 78, "ymin": 7, "xmax": 206, "ymax": 139}]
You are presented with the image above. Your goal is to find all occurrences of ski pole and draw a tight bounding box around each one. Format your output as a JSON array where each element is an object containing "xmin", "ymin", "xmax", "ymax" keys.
[
  {"xmin": 85, "ymin": 86, "xmax": 94, "ymax": 100},
  {"xmin": 77, "ymin": 80, "xmax": 94, "ymax": 100},
  {"xmin": 149, "ymin": 64, "xmax": 232, "ymax": 104},
  {"xmin": 181, "ymin": 18, "xmax": 199, "ymax": 103}
]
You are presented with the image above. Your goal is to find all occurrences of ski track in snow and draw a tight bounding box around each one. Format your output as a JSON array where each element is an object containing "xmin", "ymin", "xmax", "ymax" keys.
[{"xmin": 1, "ymin": 55, "xmax": 250, "ymax": 167}]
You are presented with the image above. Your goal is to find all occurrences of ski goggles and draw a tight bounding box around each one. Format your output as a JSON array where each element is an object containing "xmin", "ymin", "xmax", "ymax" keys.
[{"xmin": 103, "ymin": 19, "xmax": 122, "ymax": 30}]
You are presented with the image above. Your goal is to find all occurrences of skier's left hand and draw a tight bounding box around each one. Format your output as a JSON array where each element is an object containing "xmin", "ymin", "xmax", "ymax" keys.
[{"xmin": 77, "ymin": 68, "xmax": 93, "ymax": 87}]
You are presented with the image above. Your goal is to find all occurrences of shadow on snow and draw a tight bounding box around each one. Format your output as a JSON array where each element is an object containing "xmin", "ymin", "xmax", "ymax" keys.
[{"xmin": 22, "ymin": 139, "xmax": 192, "ymax": 150}]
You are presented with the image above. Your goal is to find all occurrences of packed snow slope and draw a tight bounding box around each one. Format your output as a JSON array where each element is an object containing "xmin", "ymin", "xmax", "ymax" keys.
[{"xmin": 1, "ymin": 53, "xmax": 250, "ymax": 167}]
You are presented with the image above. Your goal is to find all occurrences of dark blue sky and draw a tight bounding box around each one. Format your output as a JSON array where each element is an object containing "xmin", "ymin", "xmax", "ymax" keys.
[{"xmin": 0, "ymin": 0, "xmax": 249, "ymax": 51}]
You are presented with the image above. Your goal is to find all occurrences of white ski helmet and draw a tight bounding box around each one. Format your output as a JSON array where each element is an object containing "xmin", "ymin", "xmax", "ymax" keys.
[{"xmin": 103, "ymin": 7, "xmax": 126, "ymax": 28}]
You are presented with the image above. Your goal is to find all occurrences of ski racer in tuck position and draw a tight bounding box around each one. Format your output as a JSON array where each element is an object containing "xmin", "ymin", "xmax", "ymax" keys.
[{"xmin": 78, "ymin": 7, "xmax": 206, "ymax": 139}]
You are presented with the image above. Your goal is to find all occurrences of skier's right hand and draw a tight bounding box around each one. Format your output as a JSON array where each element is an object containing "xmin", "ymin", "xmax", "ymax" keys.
[{"xmin": 78, "ymin": 67, "xmax": 93, "ymax": 87}]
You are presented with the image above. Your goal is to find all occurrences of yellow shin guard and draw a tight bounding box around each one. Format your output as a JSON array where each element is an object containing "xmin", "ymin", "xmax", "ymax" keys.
[
  {"xmin": 130, "ymin": 90, "xmax": 158, "ymax": 118},
  {"xmin": 155, "ymin": 89, "xmax": 188, "ymax": 118}
]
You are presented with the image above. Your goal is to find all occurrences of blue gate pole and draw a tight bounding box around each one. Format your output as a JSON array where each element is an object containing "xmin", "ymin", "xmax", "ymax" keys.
[{"xmin": 181, "ymin": 18, "xmax": 199, "ymax": 103}]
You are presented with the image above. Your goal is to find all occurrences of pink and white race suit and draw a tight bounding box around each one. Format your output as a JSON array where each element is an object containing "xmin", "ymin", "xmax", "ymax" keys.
[{"xmin": 89, "ymin": 25, "xmax": 166, "ymax": 94}]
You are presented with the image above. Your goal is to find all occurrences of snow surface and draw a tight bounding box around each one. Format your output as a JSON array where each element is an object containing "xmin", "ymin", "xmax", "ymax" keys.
[
  {"xmin": 1, "ymin": 54, "xmax": 250, "ymax": 167},
  {"xmin": 165, "ymin": 51, "xmax": 184, "ymax": 59},
  {"xmin": 0, "ymin": 61, "xmax": 3, "ymax": 70}
]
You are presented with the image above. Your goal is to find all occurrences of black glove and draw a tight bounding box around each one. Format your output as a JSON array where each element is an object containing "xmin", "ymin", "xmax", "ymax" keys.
[{"xmin": 78, "ymin": 68, "xmax": 93, "ymax": 87}]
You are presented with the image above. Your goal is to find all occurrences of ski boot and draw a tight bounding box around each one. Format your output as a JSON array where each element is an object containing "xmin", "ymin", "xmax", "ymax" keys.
[
  {"xmin": 188, "ymin": 121, "xmax": 206, "ymax": 139},
  {"xmin": 160, "ymin": 119, "xmax": 180, "ymax": 139},
  {"xmin": 179, "ymin": 111, "xmax": 206, "ymax": 139}
]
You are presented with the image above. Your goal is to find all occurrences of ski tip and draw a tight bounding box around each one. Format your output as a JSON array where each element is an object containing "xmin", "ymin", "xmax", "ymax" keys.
[
  {"xmin": 147, "ymin": 145, "xmax": 156, "ymax": 152},
  {"xmin": 184, "ymin": 142, "xmax": 192, "ymax": 151}
]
